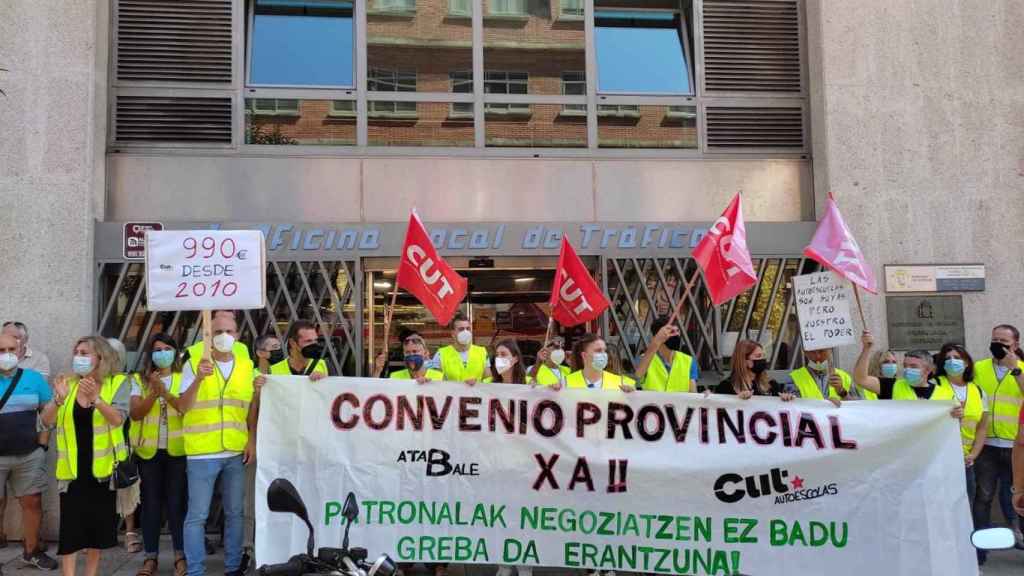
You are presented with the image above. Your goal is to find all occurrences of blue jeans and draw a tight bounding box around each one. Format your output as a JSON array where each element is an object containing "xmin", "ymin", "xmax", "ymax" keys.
[{"xmin": 184, "ymin": 455, "xmax": 246, "ymax": 575}]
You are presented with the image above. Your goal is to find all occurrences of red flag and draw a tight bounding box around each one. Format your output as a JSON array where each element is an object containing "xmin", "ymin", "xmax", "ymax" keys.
[
  {"xmin": 804, "ymin": 193, "xmax": 877, "ymax": 293},
  {"xmin": 549, "ymin": 237, "xmax": 609, "ymax": 327},
  {"xmin": 395, "ymin": 212, "xmax": 468, "ymax": 325},
  {"xmin": 692, "ymin": 193, "xmax": 758, "ymax": 306}
]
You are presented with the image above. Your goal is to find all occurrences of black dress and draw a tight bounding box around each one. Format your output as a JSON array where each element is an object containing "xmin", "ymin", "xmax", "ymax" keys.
[
  {"xmin": 715, "ymin": 376, "xmax": 789, "ymax": 396},
  {"xmin": 58, "ymin": 402, "xmax": 119, "ymax": 554}
]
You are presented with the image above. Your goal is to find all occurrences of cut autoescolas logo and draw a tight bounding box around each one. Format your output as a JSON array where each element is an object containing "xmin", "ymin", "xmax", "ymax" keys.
[{"xmin": 713, "ymin": 468, "xmax": 839, "ymax": 505}]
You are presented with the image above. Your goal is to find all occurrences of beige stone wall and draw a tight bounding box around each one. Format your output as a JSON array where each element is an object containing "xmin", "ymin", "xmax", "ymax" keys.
[
  {"xmin": 0, "ymin": 0, "xmax": 106, "ymax": 540},
  {"xmin": 807, "ymin": 0, "xmax": 1024, "ymax": 367}
]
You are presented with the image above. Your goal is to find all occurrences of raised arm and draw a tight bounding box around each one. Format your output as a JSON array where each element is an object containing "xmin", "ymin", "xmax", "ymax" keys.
[
  {"xmin": 854, "ymin": 330, "xmax": 882, "ymax": 395},
  {"xmin": 635, "ymin": 325, "xmax": 676, "ymax": 381}
]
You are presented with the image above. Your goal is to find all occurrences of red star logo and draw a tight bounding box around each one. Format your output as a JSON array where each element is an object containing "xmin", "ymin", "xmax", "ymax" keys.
[{"xmin": 791, "ymin": 476, "xmax": 805, "ymax": 490}]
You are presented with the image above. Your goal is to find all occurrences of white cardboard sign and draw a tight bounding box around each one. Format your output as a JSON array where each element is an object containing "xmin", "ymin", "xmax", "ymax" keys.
[
  {"xmin": 145, "ymin": 230, "xmax": 266, "ymax": 311},
  {"xmin": 793, "ymin": 271, "xmax": 855, "ymax": 351}
]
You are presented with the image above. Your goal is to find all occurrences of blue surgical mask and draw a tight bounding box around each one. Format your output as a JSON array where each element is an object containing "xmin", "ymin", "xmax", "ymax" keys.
[
  {"xmin": 590, "ymin": 352, "xmax": 609, "ymax": 371},
  {"xmin": 72, "ymin": 355, "xmax": 93, "ymax": 376},
  {"xmin": 944, "ymin": 358, "xmax": 965, "ymax": 376},
  {"xmin": 404, "ymin": 354, "xmax": 424, "ymax": 372},
  {"xmin": 880, "ymin": 363, "xmax": 898, "ymax": 378},
  {"xmin": 903, "ymin": 367, "xmax": 923, "ymax": 385},
  {"xmin": 152, "ymin": 349, "xmax": 176, "ymax": 369}
]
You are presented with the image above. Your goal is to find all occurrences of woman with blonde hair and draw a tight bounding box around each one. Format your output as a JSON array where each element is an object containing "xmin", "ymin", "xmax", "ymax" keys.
[
  {"xmin": 42, "ymin": 336, "xmax": 132, "ymax": 576},
  {"xmin": 714, "ymin": 339, "xmax": 795, "ymax": 400}
]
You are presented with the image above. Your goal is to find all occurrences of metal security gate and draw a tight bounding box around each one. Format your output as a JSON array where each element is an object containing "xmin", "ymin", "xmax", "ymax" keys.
[
  {"xmin": 602, "ymin": 256, "xmax": 817, "ymax": 377},
  {"xmin": 95, "ymin": 260, "xmax": 361, "ymax": 375}
]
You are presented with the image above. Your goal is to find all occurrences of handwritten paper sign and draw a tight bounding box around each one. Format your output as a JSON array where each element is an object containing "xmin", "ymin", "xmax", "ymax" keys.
[
  {"xmin": 793, "ymin": 271, "xmax": 855, "ymax": 351},
  {"xmin": 145, "ymin": 230, "xmax": 266, "ymax": 311}
]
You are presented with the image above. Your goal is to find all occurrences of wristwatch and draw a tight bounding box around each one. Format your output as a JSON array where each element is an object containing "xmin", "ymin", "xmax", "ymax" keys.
[{"xmin": 1011, "ymin": 368, "xmax": 1022, "ymax": 377}]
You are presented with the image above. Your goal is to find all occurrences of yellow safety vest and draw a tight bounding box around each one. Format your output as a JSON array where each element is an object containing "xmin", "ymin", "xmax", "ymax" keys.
[
  {"xmin": 932, "ymin": 377, "xmax": 985, "ymax": 457},
  {"xmin": 891, "ymin": 378, "xmax": 940, "ymax": 400},
  {"xmin": 438, "ymin": 345, "xmax": 488, "ymax": 381},
  {"xmin": 269, "ymin": 358, "xmax": 328, "ymax": 376},
  {"xmin": 643, "ymin": 351, "xmax": 693, "ymax": 393},
  {"xmin": 972, "ymin": 358, "xmax": 1023, "ymax": 442},
  {"xmin": 482, "ymin": 375, "xmax": 534, "ymax": 384},
  {"xmin": 534, "ymin": 364, "xmax": 571, "ymax": 387},
  {"xmin": 790, "ymin": 367, "xmax": 852, "ymax": 401},
  {"xmin": 56, "ymin": 375, "xmax": 129, "ymax": 481},
  {"xmin": 566, "ymin": 370, "xmax": 625, "ymax": 391},
  {"xmin": 182, "ymin": 356, "xmax": 255, "ymax": 456},
  {"xmin": 389, "ymin": 368, "xmax": 445, "ymax": 381},
  {"xmin": 130, "ymin": 372, "xmax": 185, "ymax": 459},
  {"xmin": 186, "ymin": 340, "xmax": 251, "ymax": 373},
  {"xmin": 859, "ymin": 385, "xmax": 879, "ymax": 401}
]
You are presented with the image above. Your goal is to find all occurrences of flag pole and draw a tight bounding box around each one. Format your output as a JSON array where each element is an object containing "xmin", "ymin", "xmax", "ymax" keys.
[
  {"xmin": 381, "ymin": 287, "xmax": 399, "ymax": 355},
  {"xmin": 852, "ymin": 284, "xmax": 867, "ymax": 326},
  {"xmin": 666, "ymin": 273, "xmax": 701, "ymax": 326},
  {"xmin": 542, "ymin": 316, "xmax": 555, "ymax": 347}
]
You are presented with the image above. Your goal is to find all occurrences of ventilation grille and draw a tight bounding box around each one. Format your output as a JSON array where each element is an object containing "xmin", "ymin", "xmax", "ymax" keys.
[
  {"xmin": 115, "ymin": 96, "xmax": 233, "ymax": 143},
  {"xmin": 705, "ymin": 107, "xmax": 803, "ymax": 149},
  {"xmin": 116, "ymin": 0, "xmax": 233, "ymax": 83},
  {"xmin": 702, "ymin": 0, "xmax": 801, "ymax": 93}
]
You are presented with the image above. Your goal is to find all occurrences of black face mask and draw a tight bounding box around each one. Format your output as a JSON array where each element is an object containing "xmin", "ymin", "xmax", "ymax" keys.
[
  {"xmin": 990, "ymin": 342, "xmax": 1008, "ymax": 360},
  {"xmin": 665, "ymin": 336, "xmax": 682, "ymax": 351},
  {"xmin": 301, "ymin": 341, "xmax": 325, "ymax": 360},
  {"xmin": 751, "ymin": 359, "xmax": 769, "ymax": 374},
  {"xmin": 268, "ymin": 349, "xmax": 285, "ymax": 365}
]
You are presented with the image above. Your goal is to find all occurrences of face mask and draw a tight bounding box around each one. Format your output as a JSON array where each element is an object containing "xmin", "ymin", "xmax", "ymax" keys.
[
  {"xmin": 456, "ymin": 330, "xmax": 473, "ymax": 346},
  {"xmin": 880, "ymin": 363, "xmax": 898, "ymax": 378},
  {"xmin": 807, "ymin": 359, "xmax": 828, "ymax": 372},
  {"xmin": 495, "ymin": 357, "xmax": 514, "ymax": 374},
  {"xmin": 549, "ymin": 349, "xmax": 566, "ymax": 366},
  {"xmin": 301, "ymin": 341, "xmax": 325, "ymax": 360},
  {"xmin": 268, "ymin": 349, "xmax": 285, "ymax": 365},
  {"xmin": 152, "ymin": 349, "xmax": 176, "ymax": 369},
  {"xmin": 665, "ymin": 336, "xmax": 681, "ymax": 351},
  {"xmin": 903, "ymin": 367, "xmax": 923, "ymax": 385},
  {"xmin": 990, "ymin": 342, "xmax": 1008, "ymax": 360},
  {"xmin": 404, "ymin": 354, "xmax": 424, "ymax": 372},
  {"xmin": 72, "ymin": 355, "xmax": 93, "ymax": 375},
  {"xmin": 590, "ymin": 352, "xmax": 609, "ymax": 371},
  {"xmin": 941, "ymin": 359, "xmax": 964, "ymax": 376},
  {"xmin": 0, "ymin": 353, "xmax": 18, "ymax": 371},
  {"xmin": 751, "ymin": 359, "xmax": 769, "ymax": 374},
  {"xmin": 213, "ymin": 333, "xmax": 235, "ymax": 354}
]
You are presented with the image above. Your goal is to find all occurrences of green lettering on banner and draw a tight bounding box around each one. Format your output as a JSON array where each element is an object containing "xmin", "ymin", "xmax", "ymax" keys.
[
  {"xmin": 363, "ymin": 500, "xmax": 379, "ymax": 524},
  {"xmin": 540, "ymin": 507, "xmax": 556, "ymax": 530},
  {"xmin": 694, "ymin": 517, "xmax": 713, "ymax": 543},
  {"xmin": 617, "ymin": 544, "xmax": 637, "ymax": 571},
  {"xmin": 521, "ymin": 507, "xmax": 538, "ymax": 530},
  {"xmin": 419, "ymin": 502, "xmax": 437, "ymax": 525},
  {"xmin": 379, "ymin": 501, "xmax": 396, "ymax": 525},
  {"xmin": 397, "ymin": 536, "xmax": 415, "ymax": 560},
  {"xmin": 622, "ymin": 513, "xmax": 639, "ymax": 537},
  {"xmin": 438, "ymin": 503, "xmax": 453, "ymax": 525},
  {"xmin": 324, "ymin": 501, "xmax": 342, "ymax": 525},
  {"xmin": 723, "ymin": 518, "xmax": 757, "ymax": 544},
  {"xmin": 564, "ymin": 542, "xmax": 580, "ymax": 567},
  {"xmin": 579, "ymin": 511, "xmax": 597, "ymax": 535},
  {"xmin": 490, "ymin": 505, "xmax": 508, "ymax": 528},
  {"xmin": 770, "ymin": 519, "xmax": 788, "ymax": 546},
  {"xmin": 398, "ymin": 501, "xmax": 416, "ymax": 525}
]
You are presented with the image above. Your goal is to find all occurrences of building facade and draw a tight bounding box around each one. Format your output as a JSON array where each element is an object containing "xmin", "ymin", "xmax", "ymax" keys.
[{"xmin": 1, "ymin": 0, "xmax": 1022, "ymax": 450}]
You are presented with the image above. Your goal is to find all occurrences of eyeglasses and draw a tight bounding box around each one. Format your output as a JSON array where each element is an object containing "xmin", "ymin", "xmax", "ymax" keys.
[
  {"xmin": 2, "ymin": 321, "xmax": 25, "ymax": 329},
  {"xmin": 404, "ymin": 337, "xmax": 425, "ymax": 345}
]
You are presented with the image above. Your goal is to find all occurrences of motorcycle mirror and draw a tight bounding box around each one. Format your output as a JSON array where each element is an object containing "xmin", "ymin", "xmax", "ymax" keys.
[
  {"xmin": 342, "ymin": 492, "xmax": 359, "ymax": 522},
  {"xmin": 971, "ymin": 527, "xmax": 1015, "ymax": 550},
  {"xmin": 267, "ymin": 478, "xmax": 315, "ymax": 557}
]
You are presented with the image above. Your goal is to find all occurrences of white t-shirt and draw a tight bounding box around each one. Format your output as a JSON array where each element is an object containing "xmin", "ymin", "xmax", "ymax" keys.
[{"xmin": 180, "ymin": 359, "xmax": 241, "ymax": 460}]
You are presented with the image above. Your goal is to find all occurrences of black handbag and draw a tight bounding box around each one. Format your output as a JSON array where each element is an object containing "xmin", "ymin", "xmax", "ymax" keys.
[{"xmin": 111, "ymin": 420, "xmax": 139, "ymax": 489}]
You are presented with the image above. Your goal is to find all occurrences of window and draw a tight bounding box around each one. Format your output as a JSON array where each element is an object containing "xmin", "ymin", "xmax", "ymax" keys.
[
  {"xmin": 449, "ymin": 0, "xmax": 472, "ymax": 16},
  {"xmin": 598, "ymin": 104, "xmax": 640, "ymax": 117},
  {"xmin": 248, "ymin": 98, "xmax": 300, "ymax": 116},
  {"xmin": 375, "ymin": 0, "xmax": 415, "ymax": 11},
  {"xmin": 450, "ymin": 70, "xmax": 473, "ymax": 117},
  {"xmin": 559, "ymin": 0, "xmax": 583, "ymax": 18},
  {"xmin": 368, "ymin": 69, "xmax": 417, "ymax": 93},
  {"xmin": 485, "ymin": 71, "xmax": 529, "ymax": 114},
  {"xmin": 329, "ymin": 100, "xmax": 356, "ymax": 117},
  {"xmin": 249, "ymin": 0, "xmax": 354, "ymax": 87},
  {"xmin": 561, "ymin": 71, "xmax": 586, "ymax": 115},
  {"xmin": 595, "ymin": 10, "xmax": 691, "ymax": 94},
  {"xmin": 488, "ymin": 0, "xmax": 527, "ymax": 16},
  {"xmin": 369, "ymin": 101, "xmax": 417, "ymax": 116}
]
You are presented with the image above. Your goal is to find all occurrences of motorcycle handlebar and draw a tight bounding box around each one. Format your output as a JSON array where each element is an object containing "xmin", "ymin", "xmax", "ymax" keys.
[{"xmin": 256, "ymin": 556, "xmax": 307, "ymax": 576}]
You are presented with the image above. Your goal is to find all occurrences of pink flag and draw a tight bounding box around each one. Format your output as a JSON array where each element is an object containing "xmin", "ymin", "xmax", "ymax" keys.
[
  {"xmin": 692, "ymin": 193, "xmax": 758, "ymax": 306},
  {"xmin": 803, "ymin": 193, "xmax": 877, "ymax": 294}
]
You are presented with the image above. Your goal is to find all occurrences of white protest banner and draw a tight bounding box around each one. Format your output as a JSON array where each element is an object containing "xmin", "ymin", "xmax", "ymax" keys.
[
  {"xmin": 256, "ymin": 377, "xmax": 975, "ymax": 576},
  {"xmin": 792, "ymin": 271, "xmax": 856, "ymax": 351},
  {"xmin": 145, "ymin": 230, "xmax": 266, "ymax": 311}
]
